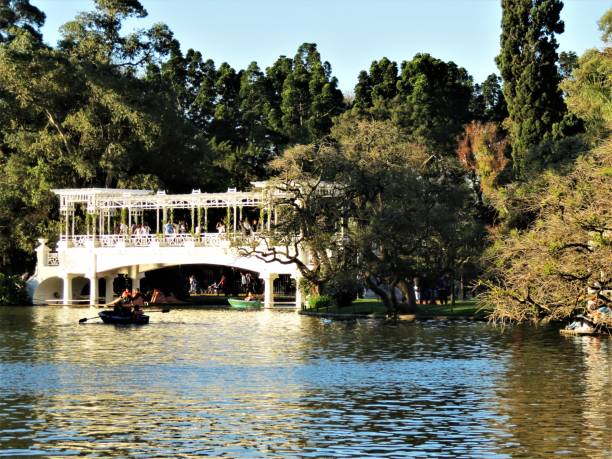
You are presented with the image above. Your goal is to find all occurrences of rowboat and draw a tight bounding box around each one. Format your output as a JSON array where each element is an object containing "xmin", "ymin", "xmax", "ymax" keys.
[
  {"xmin": 228, "ymin": 298, "xmax": 262, "ymax": 310},
  {"xmin": 98, "ymin": 310, "xmax": 150, "ymax": 325},
  {"xmin": 561, "ymin": 314, "xmax": 611, "ymax": 336}
]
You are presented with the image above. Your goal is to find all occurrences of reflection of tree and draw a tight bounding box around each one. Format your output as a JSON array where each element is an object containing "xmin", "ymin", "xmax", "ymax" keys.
[
  {"xmin": 578, "ymin": 337, "xmax": 612, "ymax": 455},
  {"xmin": 493, "ymin": 327, "xmax": 611, "ymax": 457},
  {"xmin": 0, "ymin": 394, "xmax": 40, "ymax": 453}
]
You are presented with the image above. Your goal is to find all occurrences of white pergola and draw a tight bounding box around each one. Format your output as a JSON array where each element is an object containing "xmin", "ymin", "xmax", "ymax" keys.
[{"xmin": 52, "ymin": 182, "xmax": 280, "ymax": 239}]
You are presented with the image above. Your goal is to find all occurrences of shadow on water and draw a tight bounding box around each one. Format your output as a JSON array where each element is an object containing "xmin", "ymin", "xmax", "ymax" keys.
[{"xmin": 0, "ymin": 307, "xmax": 610, "ymax": 457}]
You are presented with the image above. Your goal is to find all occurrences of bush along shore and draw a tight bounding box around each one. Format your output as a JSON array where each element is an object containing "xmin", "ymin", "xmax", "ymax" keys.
[{"xmin": 299, "ymin": 299, "xmax": 490, "ymax": 321}]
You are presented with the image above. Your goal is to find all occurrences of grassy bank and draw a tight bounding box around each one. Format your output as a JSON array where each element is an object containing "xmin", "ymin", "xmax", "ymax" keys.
[{"xmin": 303, "ymin": 298, "xmax": 490, "ymax": 318}]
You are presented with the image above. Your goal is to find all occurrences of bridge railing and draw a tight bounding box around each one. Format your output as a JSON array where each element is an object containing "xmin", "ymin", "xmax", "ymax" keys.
[{"xmin": 57, "ymin": 233, "xmax": 239, "ymax": 249}]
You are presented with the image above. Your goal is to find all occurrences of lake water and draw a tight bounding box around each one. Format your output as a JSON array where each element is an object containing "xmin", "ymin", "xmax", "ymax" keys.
[{"xmin": 0, "ymin": 307, "xmax": 610, "ymax": 458}]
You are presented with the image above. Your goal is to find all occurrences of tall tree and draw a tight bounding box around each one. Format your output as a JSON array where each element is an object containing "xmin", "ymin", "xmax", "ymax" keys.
[
  {"xmin": 472, "ymin": 73, "xmax": 508, "ymax": 122},
  {"xmin": 210, "ymin": 62, "xmax": 241, "ymax": 145},
  {"xmin": 496, "ymin": 0, "xmax": 567, "ymax": 177},
  {"xmin": 264, "ymin": 55, "xmax": 292, "ymax": 141},
  {"xmin": 352, "ymin": 57, "xmax": 398, "ymax": 116},
  {"xmin": 240, "ymin": 117, "xmax": 481, "ymax": 316},
  {"xmin": 394, "ymin": 53, "xmax": 473, "ymax": 155},
  {"xmin": 280, "ymin": 43, "xmax": 344, "ymax": 144}
]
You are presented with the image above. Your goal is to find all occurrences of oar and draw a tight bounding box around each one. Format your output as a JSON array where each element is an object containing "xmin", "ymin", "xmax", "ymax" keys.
[
  {"xmin": 79, "ymin": 315, "xmax": 100, "ymax": 323},
  {"xmin": 145, "ymin": 308, "xmax": 171, "ymax": 313}
]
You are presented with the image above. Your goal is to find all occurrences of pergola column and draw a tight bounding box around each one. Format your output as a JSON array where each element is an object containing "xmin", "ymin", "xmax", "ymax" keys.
[
  {"xmin": 262, "ymin": 273, "xmax": 278, "ymax": 309},
  {"xmin": 88, "ymin": 252, "xmax": 98, "ymax": 305},
  {"xmin": 293, "ymin": 273, "xmax": 303, "ymax": 309}
]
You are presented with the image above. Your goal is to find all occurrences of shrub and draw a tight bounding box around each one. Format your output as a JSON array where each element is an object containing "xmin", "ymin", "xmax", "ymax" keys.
[
  {"xmin": 0, "ymin": 273, "xmax": 30, "ymax": 305},
  {"xmin": 322, "ymin": 273, "xmax": 360, "ymax": 308},
  {"xmin": 307, "ymin": 294, "xmax": 335, "ymax": 310}
]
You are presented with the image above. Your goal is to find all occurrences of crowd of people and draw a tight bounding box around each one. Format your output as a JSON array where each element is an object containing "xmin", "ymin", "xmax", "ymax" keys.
[
  {"xmin": 107, "ymin": 216, "xmax": 263, "ymax": 237},
  {"xmin": 113, "ymin": 222, "xmax": 152, "ymax": 235},
  {"xmin": 413, "ymin": 275, "xmax": 454, "ymax": 305},
  {"xmin": 187, "ymin": 270, "xmax": 262, "ymax": 297}
]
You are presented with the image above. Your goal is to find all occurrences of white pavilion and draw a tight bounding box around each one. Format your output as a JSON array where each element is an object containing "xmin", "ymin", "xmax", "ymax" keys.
[{"xmin": 28, "ymin": 183, "xmax": 304, "ymax": 308}]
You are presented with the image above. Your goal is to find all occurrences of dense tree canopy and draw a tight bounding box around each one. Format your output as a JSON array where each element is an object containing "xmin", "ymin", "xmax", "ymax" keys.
[
  {"xmin": 240, "ymin": 117, "xmax": 483, "ymax": 316},
  {"xmin": 481, "ymin": 10, "xmax": 612, "ymax": 322},
  {"xmin": 0, "ymin": 0, "xmax": 608, "ymax": 320}
]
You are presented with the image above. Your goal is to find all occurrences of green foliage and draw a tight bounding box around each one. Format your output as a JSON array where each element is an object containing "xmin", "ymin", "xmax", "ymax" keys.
[
  {"xmin": 0, "ymin": 272, "xmax": 29, "ymax": 305},
  {"xmin": 353, "ymin": 53, "xmax": 474, "ymax": 155},
  {"xmin": 394, "ymin": 53, "xmax": 474, "ymax": 154},
  {"xmin": 472, "ymin": 74, "xmax": 508, "ymax": 122},
  {"xmin": 481, "ymin": 137, "xmax": 612, "ymax": 322},
  {"xmin": 307, "ymin": 294, "xmax": 335, "ymax": 310},
  {"xmin": 560, "ymin": 40, "xmax": 612, "ymax": 142},
  {"xmin": 0, "ymin": 0, "xmax": 45, "ymax": 44},
  {"xmin": 320, "ymin": 270, "xmax": 360, "ymax": 308},
  {"xmin": 279, "ymin": 43, "xmax": 344, "ymax": 144}
]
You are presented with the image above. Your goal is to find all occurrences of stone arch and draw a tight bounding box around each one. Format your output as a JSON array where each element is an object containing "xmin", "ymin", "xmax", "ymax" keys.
[
  {"xmin": 32, "ymin": 276, "xmax": 63, "ymax": 305},
  {"xmin": 71, "ymin": 276, "xmax": 89, "ymax": 301}
]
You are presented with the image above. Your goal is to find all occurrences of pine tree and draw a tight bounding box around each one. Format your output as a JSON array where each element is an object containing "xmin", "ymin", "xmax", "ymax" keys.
[
  {"xmin": 0, "ymin": 0, "xmax": 45, "ymax": 43},
  {"xmin": 496, "ymin": 0, "xmax": 567, "ymax": 177}
]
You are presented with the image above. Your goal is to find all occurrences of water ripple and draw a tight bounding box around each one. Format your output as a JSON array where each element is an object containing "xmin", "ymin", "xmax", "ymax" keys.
[{"xmin": 0, "ymin": 307, "xmax": 610, "ymax": 458}]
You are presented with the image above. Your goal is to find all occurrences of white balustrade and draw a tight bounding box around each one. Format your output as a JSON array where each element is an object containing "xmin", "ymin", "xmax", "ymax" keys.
[
  {"xmin": 47, "ymin": 252, "xmax": 59, "ymax": 266},
  {"xmin": 55, "ymin": 232, "xmax": 235, "ymax": 249}
]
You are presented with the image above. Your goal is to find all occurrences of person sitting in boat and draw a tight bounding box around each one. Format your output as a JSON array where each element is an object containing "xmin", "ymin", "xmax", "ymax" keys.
[
  {"xmin": 111, "ymin": 289, "xmax": 133, "ymax": 316},
  {"xmin": 217, "ymin": 275, "xmax": 226, "ymax": 295},
  {"xmin": 150, "ymin": 288, "xmax": 165, "ymax": 304},
  {"xmin": 131, "ymin": 288, "xmax": 145, "ymax": 307},
  {"xmin": 244, "ymin": 291, "xmax": 256, "ymax": 301},
  {"xmin": 132, "ymin": 304, "xmax": 144, "ymax": 319}
]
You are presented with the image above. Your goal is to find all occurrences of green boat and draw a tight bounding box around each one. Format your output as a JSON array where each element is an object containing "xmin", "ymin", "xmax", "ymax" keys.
[{"xmin": 228, "ymin": 298, "xmax": 263, "ymax": 309}]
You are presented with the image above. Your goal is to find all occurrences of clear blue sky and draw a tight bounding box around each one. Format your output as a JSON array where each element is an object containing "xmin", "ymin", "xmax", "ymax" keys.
[{"xmin": 34, "ymin": 0, "xmax": 609, "ymax": 92}]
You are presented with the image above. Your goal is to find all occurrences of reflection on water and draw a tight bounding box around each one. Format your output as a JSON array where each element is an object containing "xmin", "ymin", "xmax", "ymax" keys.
[{"xmin": 0, "ymin": 307, "xmax": 610, "ymax": 458}]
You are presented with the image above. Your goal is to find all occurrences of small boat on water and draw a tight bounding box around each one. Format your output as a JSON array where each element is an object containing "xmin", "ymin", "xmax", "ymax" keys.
[
  {"xmin": 228, "ymin": 298, "xmax": 262, "ymax": 310},
  {"xmin": 561, "ymin": 313, "xmax": 611, "ymax": 336},
  {"xmin": 98, "ymin": 310, "xmax": 150, "ymax": 325}
]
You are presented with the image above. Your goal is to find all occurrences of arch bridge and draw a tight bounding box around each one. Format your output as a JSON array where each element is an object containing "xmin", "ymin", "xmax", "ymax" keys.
[{"xmin": 28, "ymin": 183, "xmax": 304, "ymax": 308}]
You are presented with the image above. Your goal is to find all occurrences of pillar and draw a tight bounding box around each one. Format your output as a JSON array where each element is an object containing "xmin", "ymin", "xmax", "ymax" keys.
[
  {"xmin": 36, "ymin": 238, "xmax": 49, "ymax": 267},
  {"xmin": 89, "ymin": 274, "xmax": 99, "ymax": 306},
  {"xmin": 87, "ymin": 251, "xmax": 98, "ymax": 305},
  {"xmin": 129, "ymin": 266, "xmax": 144, "ymax": 291},
  {"xmin": 132, "ymin": 274, "xmax": 145, "ymax": 291},
  {"xmin": 62, "ymin": 274, "xmax": 73, "ymax": 305},
  {"xmin": 294, "ymin": 274, "xmax": 303, "ymax": 309},
  {"xmin": 267, "ymin": 204, "xmax": 271, "ymax": 230},
  {"xmin": 262, "ymin": 273, "xmax": 279, "ymax": 309},
  {"xmin": 104, "ymin": 275, "xmax": 115, "ymax": 304}
]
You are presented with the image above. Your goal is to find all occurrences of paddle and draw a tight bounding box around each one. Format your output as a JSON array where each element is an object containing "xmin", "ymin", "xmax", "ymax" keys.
[
  {"xmin": 79, "ymin": 315, "xmax": 100, "ymax": 323},
  {"xmin": 78, "ymin": 308, "xmax": 170, "ymax": 323}
]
